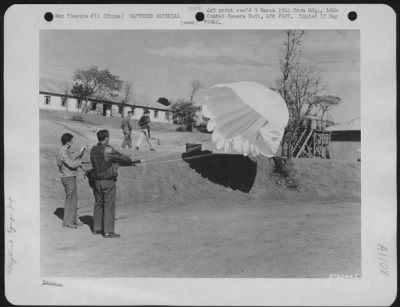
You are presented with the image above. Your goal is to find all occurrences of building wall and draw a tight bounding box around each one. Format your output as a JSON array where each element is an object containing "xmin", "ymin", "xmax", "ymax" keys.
[
  {"xmin": 39, "ymin": 93, "xmax": 173, "ymax": 123},
  {"xmin": 39, "ymin": 93, "xmax": 81, "ymax": 112},
  {"xmin": 330, "ymin": 130, "xmax": 360, "ymax": 142},
  {"xmin": 122, "ymin": 105, "xmax": 172, "ymax": 123},
  {"xmin": 111, "ymin": 105, "xmax": 119, "ymax": 117},
  {"xmin": 327, "ymin": 130, "xmax": 361, "ymax": 161}
]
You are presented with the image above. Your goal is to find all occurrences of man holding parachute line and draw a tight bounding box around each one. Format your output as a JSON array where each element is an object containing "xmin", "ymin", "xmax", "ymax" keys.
[{"xmin": 88, "ymin": 129, "xmax": 142, "ymax": 238}]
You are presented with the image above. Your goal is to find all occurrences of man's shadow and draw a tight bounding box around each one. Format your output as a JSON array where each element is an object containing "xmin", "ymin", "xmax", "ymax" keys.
[
  {"xmin": 54, "ymin": 207, "xmax": 94, "ymax": 232},
  {"xmin": 181, "ymin": 150, "xmax": 257, "ymax": 193}
]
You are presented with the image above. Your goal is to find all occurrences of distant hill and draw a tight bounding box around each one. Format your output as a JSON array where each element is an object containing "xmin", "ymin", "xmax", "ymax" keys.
[{"xmin": 326, "ymin": 118, "xmax": 360, "ymax": 131}]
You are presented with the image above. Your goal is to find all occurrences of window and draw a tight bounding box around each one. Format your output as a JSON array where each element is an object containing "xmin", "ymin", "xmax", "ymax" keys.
[
  {"xmin": 77, "ymin": 99, "xmax": 82, "ymax": 109},
  {"xmin": 44, "ymin": 96, "xmax": 51, "ymax": 105},
  {"xmin": 165, "ymin": 111, "xmax": 170, "ymax": 120},
  {"xmin": 131, "ymin": 107, "xmax": 135, "ymax": 115},
  {"xmin": 154, "ymin": 110, "xmax": 158, "ymax": 119},
  {"xmin": 119, "ymin": 105, "xmax": 124, "ymax": 115},
  {"xmin": 91, "ymin": 102, "xmax": 97, "ymax": 110},
  {"xmin": 61, "ymin": 97, "xmax": 67, "ymax": 107}
]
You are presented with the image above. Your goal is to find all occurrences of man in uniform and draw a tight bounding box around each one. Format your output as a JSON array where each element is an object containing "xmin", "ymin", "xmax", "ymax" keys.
[
  {"xmin": 90, "ymin": 129, "xmax": 137, "ymax": 238},
  {"xmin": 120, "ymin": 110, "xmax": 133, "ymax": 149}
]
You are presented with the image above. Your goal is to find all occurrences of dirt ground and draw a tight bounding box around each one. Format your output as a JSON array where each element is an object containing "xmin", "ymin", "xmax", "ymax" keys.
[{"xmin": 40, "ymin": 110, "xmax": 361, "ymax": 278}]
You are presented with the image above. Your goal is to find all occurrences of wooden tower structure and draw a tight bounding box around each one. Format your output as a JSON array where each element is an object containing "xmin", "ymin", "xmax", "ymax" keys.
[{"xmin": 291, "ymin": 116, "xmax": 331, "ymax": 159}]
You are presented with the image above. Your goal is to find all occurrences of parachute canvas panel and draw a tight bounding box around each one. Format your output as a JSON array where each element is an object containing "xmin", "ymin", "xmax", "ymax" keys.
[{"xmin": 203, "ymin": 82, "xmax": 289, "ymax": 158}]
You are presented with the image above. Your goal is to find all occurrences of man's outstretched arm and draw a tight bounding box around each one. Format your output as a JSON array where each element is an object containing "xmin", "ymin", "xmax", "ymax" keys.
[{"xmin": 105, "ymin": 147, "xmax": 138, "ymax": 166}]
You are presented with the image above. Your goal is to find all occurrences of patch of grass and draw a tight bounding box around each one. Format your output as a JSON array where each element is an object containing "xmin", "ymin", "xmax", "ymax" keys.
[{"xmin": 272, "ymin": 157, "xmax": 299, "ymax": 190}]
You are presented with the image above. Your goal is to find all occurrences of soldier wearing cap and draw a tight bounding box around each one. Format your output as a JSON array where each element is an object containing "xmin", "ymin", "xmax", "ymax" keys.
[{"xmin": 90, "ymin": 129, "xmax": 137, "ymax": 238}]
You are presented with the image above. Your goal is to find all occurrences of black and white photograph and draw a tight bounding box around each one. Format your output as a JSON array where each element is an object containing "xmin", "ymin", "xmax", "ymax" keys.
[
  {"xmin": 39, "ymin": 29, "xmax": 361, "ymax": 278},
  {"xmin": 4, "ymin": 4, "xmax": 396, "ymax": 306}
]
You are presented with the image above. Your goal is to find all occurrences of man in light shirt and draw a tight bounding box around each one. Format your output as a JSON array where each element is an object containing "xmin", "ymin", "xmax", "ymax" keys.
[
  {"xmin": 57, "ymin": 133, "xmax": 87, "ymax": 229},
  {"xmin": 120, "ymin": 110, "xmax": 133, "ymax": 149}
]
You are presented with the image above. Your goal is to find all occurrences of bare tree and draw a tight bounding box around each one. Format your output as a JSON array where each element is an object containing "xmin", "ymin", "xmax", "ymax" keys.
[
  {"xmin": 64, "ymin": 87, "xmax": 70, "ymax": 112},
  {"xmin": 122, "ymin": 81, "xmax": 134, "ymax": 105},
  {"xmin": 190, "ymin": 80, "xmax": 201, "ymax": 103},
  {"xmin": 313, "ymin": 95, "xmax": 341, "ymax": 121},
  {"xmin": 280, "ymin": 30, "xmax": 304, "ymax": 104},
  {"xmin": 277, "ymin": 30, "xmax": 323, "ymax": 158},
  {"xmin": 71, "ymin": 66, "xmax": 123, "ymax": 113},
  {"xmin": 170, "ymin": 98, "xmax": 199, "ymax": 131},
  {"xmin": 188, "ymin": 80, "xmax": 202, "ymax": 130}
]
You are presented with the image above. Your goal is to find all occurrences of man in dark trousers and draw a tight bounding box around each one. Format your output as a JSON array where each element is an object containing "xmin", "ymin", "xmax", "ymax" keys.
[
  {"xmin": 90, "ymin": 129, "xmax": 137, "ymax": 238},
  {"xmin": 135, "ymin": 109, "xmax": 155, "ymax": 151}
]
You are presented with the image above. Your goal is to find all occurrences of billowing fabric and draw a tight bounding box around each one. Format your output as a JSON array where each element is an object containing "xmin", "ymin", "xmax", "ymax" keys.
[{"xmin": 202, "ymin": 82, "xmax": 289, "ymax": 158}]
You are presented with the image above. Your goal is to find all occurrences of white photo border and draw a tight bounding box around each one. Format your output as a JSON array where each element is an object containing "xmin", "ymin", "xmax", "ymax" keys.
[{"xmin": 4, "ymin": 4, "xmax": 397, "ymax": 306}]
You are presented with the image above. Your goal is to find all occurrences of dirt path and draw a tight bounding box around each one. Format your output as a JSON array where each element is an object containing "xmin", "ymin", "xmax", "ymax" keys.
[
  {"xmin": 40, "ymin": 113, "xmax": 360, "ymax": 278},
  {"xmin": 41, "ymin": 197, "xmax": 360, "ymax": 278}
]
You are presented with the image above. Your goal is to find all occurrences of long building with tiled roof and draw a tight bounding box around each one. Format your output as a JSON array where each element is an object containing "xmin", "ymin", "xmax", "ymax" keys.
[{"xmin": 39, "ymin": 77, "xmax": 173, "ymax": 123}]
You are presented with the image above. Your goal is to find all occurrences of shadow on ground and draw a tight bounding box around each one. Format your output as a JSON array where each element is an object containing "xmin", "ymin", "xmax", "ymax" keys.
[
  {"xmin": 54, "ymin": 207, "xmax": 64, "ymax": 220},
  {"xmin": 54, "ymin": 207, "xmax": 94, "ymax": 231},
  {"xmin": 79, "ymin": 215, "xmax": 94, "ymax": 232},
  {"xmin": 182, "ymin": 150, "xmax": 257, "ymax": 193}
]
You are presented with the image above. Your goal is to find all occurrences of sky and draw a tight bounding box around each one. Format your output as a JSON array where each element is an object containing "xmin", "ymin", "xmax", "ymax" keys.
[{"xmin": 40, "ymin": 30, "xmax": 359, "ymax": 123}]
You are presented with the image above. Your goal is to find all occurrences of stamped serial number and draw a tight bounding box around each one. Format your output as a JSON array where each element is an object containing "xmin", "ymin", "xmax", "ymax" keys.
[{"xmin": 329, "ymin": 273, "xmax": 360, "ymax": 279}]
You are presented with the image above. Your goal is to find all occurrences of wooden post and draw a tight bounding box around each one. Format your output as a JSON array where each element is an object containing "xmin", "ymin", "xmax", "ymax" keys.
[
  {"xmin": 295, "ymin": 130, "xmax": 314, "ymax": 158},
  {"xmin": 313, "ymin": 133, "xmax": 316, "ymax": 156}
]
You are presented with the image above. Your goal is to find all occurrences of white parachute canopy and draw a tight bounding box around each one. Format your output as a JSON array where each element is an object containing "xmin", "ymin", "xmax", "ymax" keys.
[{"xmin": 202, "ymin": 82, "xmax": 289, "ymax": 158}]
